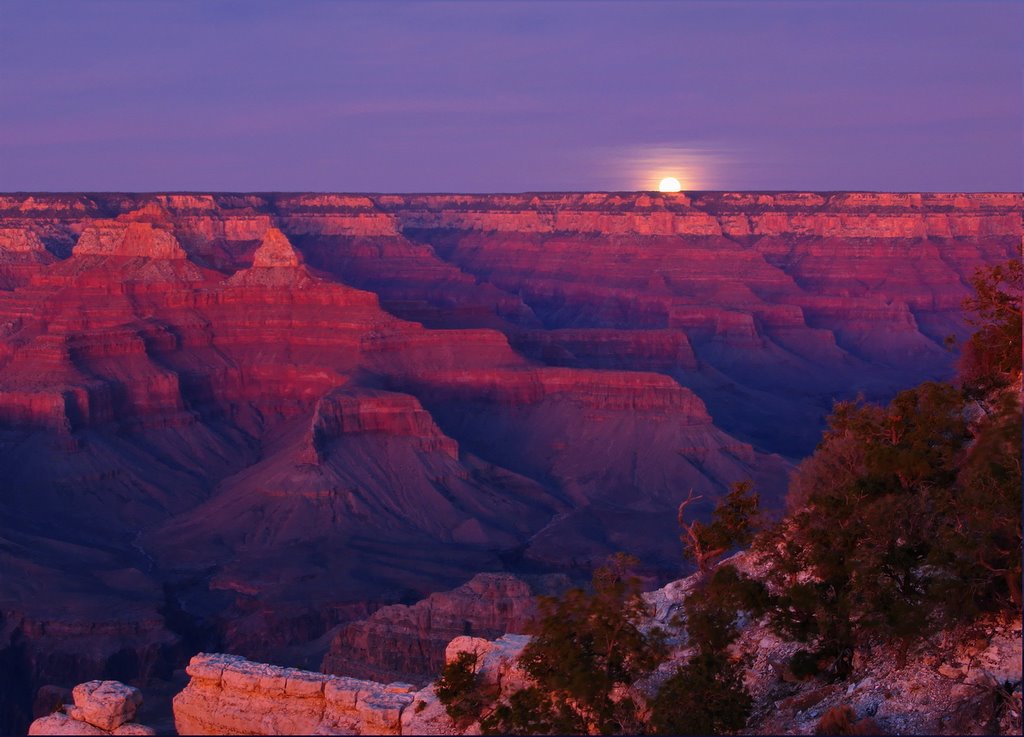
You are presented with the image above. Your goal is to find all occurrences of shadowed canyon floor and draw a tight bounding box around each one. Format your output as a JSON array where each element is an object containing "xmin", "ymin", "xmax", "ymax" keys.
[{"xmin": 0, "ymin": 191, "xmax": 1018, "ymax": 733}]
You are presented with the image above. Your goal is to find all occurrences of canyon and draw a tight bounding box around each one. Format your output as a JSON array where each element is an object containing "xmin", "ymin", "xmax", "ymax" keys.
[{"xmin": 0, "ymin": 191, "xmax": 1018, "ymax": 733}]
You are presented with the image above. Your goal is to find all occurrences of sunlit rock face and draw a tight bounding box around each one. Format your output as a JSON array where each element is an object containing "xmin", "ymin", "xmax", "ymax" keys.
[
  {"xmin": 172, "ymin": 654, "xmax": 417, "ymax": 736},
  {"xmin": 27, "ymin": 679, "xmax": 155, "ymax": 736},
  {"xmin": 0, "ymin": 191, "xmax": 1017, "ymax": 734}
]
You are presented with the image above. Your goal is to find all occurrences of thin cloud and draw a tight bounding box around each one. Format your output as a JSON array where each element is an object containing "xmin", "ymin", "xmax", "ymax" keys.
[{"xmin": 592, "ymin": 143, "xmax": 749, "ymax": 191}]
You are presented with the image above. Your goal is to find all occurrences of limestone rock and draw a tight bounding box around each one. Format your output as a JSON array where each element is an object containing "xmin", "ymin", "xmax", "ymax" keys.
[
  {"xmin": 73, "ymin": 222, "xmax": 187, "ymax": 259},
  {"xmin": 252, "ymin": 227, "xmax": 303, "ymax": 267},
  {"xmin": 110, "ymin": 725, "xmax": 156, "ymax": 736},
  {"xmin": 27, "ymin": 681, "xmax": 154, "ymax": 737},
  {"xmin": 29, "ymin": 712, "xmax": 108, "ymax": 736},
  {"xmin": 937, "ymin": 663, "xmax": 966, "ymax": 679},
  {"xmin": 0, "ymin": 227, "xmax": 47, "ymax": 255},
  {"xmin": 173, "ymin": 653, "xmax": 416, "ymax": 735},
  {"xmin": 446, "ymin": 634, "xmax": 531, "ymax": 697},
  {"xmin": 71, "ymin": 681, "xmax": 142, "ymax": 731},
  {"xmin": 399, "ymin": 685, "xmax": 459, "ymax": 736}
]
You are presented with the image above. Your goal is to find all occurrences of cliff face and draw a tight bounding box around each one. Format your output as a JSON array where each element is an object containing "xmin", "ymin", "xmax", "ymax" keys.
[
  {"xmin": 321, "ymin": 573, "xmax": 562, "ymax": 685},
  {"xmin": 0, "ymin": 191, "xmax": 1017, "ymax": 733}
]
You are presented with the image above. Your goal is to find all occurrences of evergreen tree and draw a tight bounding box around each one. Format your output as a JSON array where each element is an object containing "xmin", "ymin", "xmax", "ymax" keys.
[{"xmin": 760, "ymin": 256, "xmax": 1022, "ymax": 674}]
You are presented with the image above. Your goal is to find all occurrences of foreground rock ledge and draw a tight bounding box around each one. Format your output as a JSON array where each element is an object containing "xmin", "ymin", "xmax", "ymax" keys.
[
  {"xmin": 173, "ymin": 653, "xmax": 424, "ymax": 735},
  {"xmin": 28, "ymin": 679, "xmax": 154, "ymax": 736}
]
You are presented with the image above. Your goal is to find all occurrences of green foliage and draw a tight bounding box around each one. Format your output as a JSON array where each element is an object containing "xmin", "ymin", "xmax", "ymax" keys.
[
  {"xmin": 703, "ymin": 480, "xmax": 761, "ymax": 552},
  {"xmin": 483, "ymin": 553, "xmax": 667, "ymax": 735},
  {"xmin": 650, "ymin": 563, "xmax": 763, "ymax": 735},
  {"xmin": 932, "ymin": 388, "xmax": 1023, "ymax": 609},
  {"xmin": 680, "ymin": 480, "xmax": 760, "ymax": 574},
  {"xmin": 959, "ymin": 254, "xmax": 1022, "ymax": 396},
  {"xmin": 648, "ymin": 650, "xmax": 752, "ymax": 735},
  {"xmin": 760, "ymin": 257, "xmax": 1023, "ymax": 675},
  {"xmin": 481, "ymin": 687, "xmax": 585, "ymax": 736},
  {"xmin": 681, "ymin": 563, "xmax": 768, "ymax": 654},
  {"xmin": 436, "ymin": 651, "xmax": 490, "ymax": 727}
]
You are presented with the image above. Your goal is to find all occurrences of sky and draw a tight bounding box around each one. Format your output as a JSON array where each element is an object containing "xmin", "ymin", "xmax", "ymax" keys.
[{"xmin": 1, "ymin": 0, "xmax": 1020, "ymax": 192}]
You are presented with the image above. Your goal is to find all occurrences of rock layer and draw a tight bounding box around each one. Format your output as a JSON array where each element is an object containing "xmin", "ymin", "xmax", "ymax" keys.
[{"xmin": 172, "ymin": 653, "xmax": 417, "ymax": 735}]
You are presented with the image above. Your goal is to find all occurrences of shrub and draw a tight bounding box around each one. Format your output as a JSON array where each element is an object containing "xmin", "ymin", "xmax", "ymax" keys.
[
  {"xmin": 483, "ymin": 553, "xmax": 667, "ymax": 735},
  {"xmin": 649, "ymin": 650, "xmax": 752, "ymax": 735},
  {"xmin": 481, "ymin": 686, "xmax": 585, "ymax": 736},
  {"xmin": 759, "ymin": 256, "xmax": 1022, "ymax": 675},
  {"xmin": 959, "ymin": 254, "xmax": 1022, "ymax": 397},
  {"xmin": 678, "ymin": 480, "xmax": 760, "ymax": 575},
  {"xmin": 815, "ymin": 705, "xmax": 880, "ymax": 735},
  {"xmin": 650, "ymin": 563, "xmax": 764, "ymax": 735},
  {"xmin": 436, "ymin": 651, "xmax": 490, "ymax": 727}
]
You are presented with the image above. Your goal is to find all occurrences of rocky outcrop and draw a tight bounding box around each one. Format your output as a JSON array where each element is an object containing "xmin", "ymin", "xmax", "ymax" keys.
[
  {"xmin": 305, "ymin": 388, "xmax": 458, "ymax": 464},
  {"xmin": 634, "ymin": 553, "xmax": 1024, "ymax": 736},
  {"xmin": 163, "ymin": 540, "xmax": 1021, "ymax": 737},
  {"xmin": 444, "ymin": 634, "xmax": 531, "ymax": 698},
  {"xmin": 28, "ymin": 680, "xmax": 154, "ymax": 736},
  {"xmin": 0, "ymin": 227, "xmax": 48, "ymax": 256},
  {"xmin": 251, "ymin": 227, "xmax": 303, "ymax": 268},
  {"xmin": 420, "ymin": 558, "xmax": 1023, "ymax": 736},
  {"xmin": 68, "ymin": 681, "xmax": 143, "ymax": 732},
  {"xmin": 72, "ymin": 222, "xmax": 188, "ymax": 260},
  {"xmin": 172, "ymin": 653, "xmax": 418, "ymax": 735},
  {"xmin": 321, "ymin": 573, "xmax": 545, "ymax": 683},
  {"xmin": 171, "ymin": 640, "xmax": 529, "ymax": 736},
  {"xmin": 0, "ymin": 227, "xmax": 55, "ymax": 289}
]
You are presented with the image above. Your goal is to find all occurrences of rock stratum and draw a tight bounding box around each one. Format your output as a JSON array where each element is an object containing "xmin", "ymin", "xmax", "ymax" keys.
[
  {"xmin": 0, "ymin": 191, "xmax": 1018, "ymax": 733},
  {"xmin": 171, "ymin": 654, "xmax": 420, "ymax": 736}
]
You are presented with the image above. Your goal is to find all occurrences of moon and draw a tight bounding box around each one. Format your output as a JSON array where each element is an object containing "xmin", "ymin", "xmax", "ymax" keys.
[{"xmin": 658, "ymin": 177, "xmax": 682, "ymax": 192}]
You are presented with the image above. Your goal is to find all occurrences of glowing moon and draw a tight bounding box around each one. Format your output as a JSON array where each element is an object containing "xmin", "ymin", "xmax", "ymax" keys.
[{"xmin": 658, "ymin": 177, "xmax": 682, "ymax": 193}]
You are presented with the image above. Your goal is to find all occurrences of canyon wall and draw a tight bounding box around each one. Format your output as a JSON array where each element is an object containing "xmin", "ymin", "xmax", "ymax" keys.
[
  {"xmin": 0, "ymin": 191, "xmax": 1017, "ymax": 733},
  {"xmin": 320, "ymin": 572, "xmax": 566, "ymax": 684}
]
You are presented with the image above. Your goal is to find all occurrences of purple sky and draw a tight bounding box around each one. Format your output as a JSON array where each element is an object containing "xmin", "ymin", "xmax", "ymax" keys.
[{"xmin": 1, "ymin": 1, "xmax": 1020, "ymax": 192}]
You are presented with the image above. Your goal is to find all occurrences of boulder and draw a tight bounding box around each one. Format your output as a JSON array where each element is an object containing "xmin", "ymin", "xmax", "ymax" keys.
[
  {"xmin": 27, "ymin": 681, "xmax": 154, "ymax": 737},
  {"xmin": 70, "ymin": 681, "xmax": 143, "ymax": 731}
]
